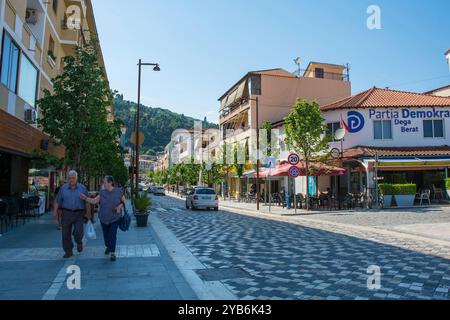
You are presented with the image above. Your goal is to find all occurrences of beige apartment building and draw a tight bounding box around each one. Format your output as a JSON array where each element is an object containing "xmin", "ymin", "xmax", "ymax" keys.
[
  {"xmin": 218, "ymin": 62, "xmax": 351, "ymax": 197},
  {"xmin": 0, "ymin": 0, "xmax": 108, "ymax": 196}
]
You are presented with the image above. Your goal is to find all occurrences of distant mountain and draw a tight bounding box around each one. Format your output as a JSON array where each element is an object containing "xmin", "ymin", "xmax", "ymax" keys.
[{"xmin": 113, "ymin": 93, "xmax": 219, "ymax": 155}]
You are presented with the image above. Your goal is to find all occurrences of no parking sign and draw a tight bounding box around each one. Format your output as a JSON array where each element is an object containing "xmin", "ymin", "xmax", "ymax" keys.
[{"xmin": 288, "ymin": 166, "xmax": 300, "ymax": 179}]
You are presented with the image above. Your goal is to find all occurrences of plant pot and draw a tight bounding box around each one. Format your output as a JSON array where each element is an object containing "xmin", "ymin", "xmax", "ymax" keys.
[
  {"xmin": 135, "ymin": 214, "xmax": 149, "ymax": 227},
  {"xmin": 395, "ymin": 195, "xmax": 415, "ymax": 207},
  {"xmin": 382, "ymin": 195, "xmax": 393, "ymax": 208}
]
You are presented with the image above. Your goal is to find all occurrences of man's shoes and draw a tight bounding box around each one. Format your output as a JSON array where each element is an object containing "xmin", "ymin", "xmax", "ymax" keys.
[
  {"xmin": 105, "ymin": 248, "xmax": 110, "ymax": 255},
  {"xmin": 63, "ymin": 252, "xmax": 73, "ymax": 259},
  {"xmin": 110, "ymin": 253, "xmax": 117, "ymax": 262},
  {"xmin": 77, "ymin": 243, "xmax": 83, "ymax": 253}
]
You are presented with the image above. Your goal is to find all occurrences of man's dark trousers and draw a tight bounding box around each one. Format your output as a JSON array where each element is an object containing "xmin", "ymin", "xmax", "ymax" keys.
[{"xmin": 62, "ymin": 210, "xmax": 85, "ymax": 254}]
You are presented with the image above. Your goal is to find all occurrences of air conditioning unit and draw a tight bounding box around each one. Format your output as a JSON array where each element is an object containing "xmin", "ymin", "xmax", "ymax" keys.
[
  {"xmin": 25, "ymin": 8, "xmax": 38, "ymax": 24},
  {"xmin": 24, "ymin": 109, "xmax": 37, "ymax": 124},
  {"xmin": 26, "ymin": 8, "xmax": 38, "ymax": 25}
]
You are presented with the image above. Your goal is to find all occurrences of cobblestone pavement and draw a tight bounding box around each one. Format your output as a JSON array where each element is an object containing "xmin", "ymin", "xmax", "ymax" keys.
[{"xmin": 152, "ymin": 195, "xmax": 450, "ymax": 300}]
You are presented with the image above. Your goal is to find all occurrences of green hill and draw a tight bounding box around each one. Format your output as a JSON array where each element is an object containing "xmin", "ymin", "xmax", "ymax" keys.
[{"xmin": 113, "ymin": 93, "xmax": 219, "ymax": 155}]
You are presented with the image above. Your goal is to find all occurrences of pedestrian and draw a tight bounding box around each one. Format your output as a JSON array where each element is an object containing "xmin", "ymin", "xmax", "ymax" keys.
[
  {"xmin": 54, "ymin": 180, "xmax": 64, "ymax": 230},
  {"xmin": 81, "ymin": 176, "xmax": 125, "ymax": 262},
  {"xmin": 53, "ymin": 171, "xmax": 90, "ymax": 259}
]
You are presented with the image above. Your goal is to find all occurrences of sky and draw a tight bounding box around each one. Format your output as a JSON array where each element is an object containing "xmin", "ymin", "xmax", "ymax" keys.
[{"xmin": 92, "ymin": 0, "xmax": 450, "ymax": 123}]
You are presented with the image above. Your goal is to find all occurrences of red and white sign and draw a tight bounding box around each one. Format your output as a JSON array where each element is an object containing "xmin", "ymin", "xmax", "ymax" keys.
[{"xmin": 288, "ymin": 153, "xmax": 300, "ymax": 166}]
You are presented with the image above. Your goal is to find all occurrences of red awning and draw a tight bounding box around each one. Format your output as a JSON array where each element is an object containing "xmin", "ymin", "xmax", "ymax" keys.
[{"xmin": 259, "ymin": 161, "xmax": 346, "ymax": 177}]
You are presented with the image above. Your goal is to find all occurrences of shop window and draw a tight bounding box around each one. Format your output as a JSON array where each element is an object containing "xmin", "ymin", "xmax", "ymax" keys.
[
  {"xmin": 18, "ymin": 53, "xmax": 39, "ymax": 108},
  {"xmin": 1, "ymin": 32, "xmax": 20, "ymax": 92},
  {"xmin": 424, "ymin": 120, "xmax": 444, "ymax": 138},
  {"xmin": 374, "ymin": 120, "xmax": 392, "ymax": 140}
]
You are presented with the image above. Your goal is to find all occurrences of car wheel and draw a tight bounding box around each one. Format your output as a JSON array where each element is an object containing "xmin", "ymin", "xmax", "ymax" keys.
[
  {"xmin": 191, "ymin": 205, "xmax": 197, "ymax": 211},
  {"xmin": 214, "ymin": 207, "xmax": 219, "ymax": 211}
]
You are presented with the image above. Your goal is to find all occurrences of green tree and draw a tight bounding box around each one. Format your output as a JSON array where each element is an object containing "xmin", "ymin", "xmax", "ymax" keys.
[
  {"xmin": 38, "ymin": 39, "xmax": 125, "ymax": 181},
  {"xmin": 284, "ymin": 99, "xmax": 331, "ymax": 210}
]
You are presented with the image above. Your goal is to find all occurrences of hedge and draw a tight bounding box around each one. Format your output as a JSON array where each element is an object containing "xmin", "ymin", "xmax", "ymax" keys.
[
  {"xmin": 445, "ymin": 178, "xmax": 450, "ymax": 189},
  {"xmin": 379, "ymin": 184, "xmax": 417, "ymax": 195}
]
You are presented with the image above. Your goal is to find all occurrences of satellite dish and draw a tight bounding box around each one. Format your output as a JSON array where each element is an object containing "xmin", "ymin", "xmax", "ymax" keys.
[
  {"xmin": 294, "ymin": 57, "xmax": 301, "ymax": 65},
  {"xmin": 334, "ymin": 128, "xmax": 346, "ymax": 141}
]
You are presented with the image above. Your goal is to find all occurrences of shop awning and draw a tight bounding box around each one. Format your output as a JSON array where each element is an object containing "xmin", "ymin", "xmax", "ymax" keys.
[{"xmin": 259, "ymin": 161, "xmax": 346, "ymax": 177}]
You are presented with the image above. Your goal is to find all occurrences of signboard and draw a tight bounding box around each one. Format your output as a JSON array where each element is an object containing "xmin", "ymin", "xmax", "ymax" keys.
[
  {"xmin": 288, "ymin": 166, "xmax": 300, "ymax": 179},
  {"xmin": 263, "ymin": 157, "xmax": 276, "ymax": 169},
  {"xmin": 288, "ymin": 153, "xmax": 300, "ymax": 166}
]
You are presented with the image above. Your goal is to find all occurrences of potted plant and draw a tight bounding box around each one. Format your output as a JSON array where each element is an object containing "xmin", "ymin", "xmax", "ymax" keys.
[
  {"xmin": 133, "ymin": 192, "xmax": 151, "ymax": 227},
  {"xmin": 445, "ymin": 178, "xmax": 450, "ymax": 199},
  {"xmin": 392, "ymin": 184, "xmax": 417, "ymax": 207},
  {"xmin": 379, "ymin": 184, "xmax": 393, "ymax": 208}
]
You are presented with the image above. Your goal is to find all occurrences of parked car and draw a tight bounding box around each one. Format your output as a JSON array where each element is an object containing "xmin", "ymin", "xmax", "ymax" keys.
[
  {"xmin": 185, "ymin": 188, "xmax": 219, "ymax": 211},
  {"xmin": 154, "ymin": 186, "xmax": 166, "ymax": 196},
  {"xmin": 148, "ymin": 185, "xmax": 156, "ymax": 194}
]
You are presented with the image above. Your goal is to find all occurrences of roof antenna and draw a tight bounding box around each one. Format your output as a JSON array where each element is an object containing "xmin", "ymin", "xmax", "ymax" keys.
[{"xmin": 294, "ymin": 57, "xmax": 301, "ymax": 77}]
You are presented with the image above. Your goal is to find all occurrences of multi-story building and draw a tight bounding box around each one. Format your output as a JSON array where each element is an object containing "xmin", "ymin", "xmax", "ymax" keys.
[
  {"xmin": 0, "ymin": 0, "xmax": 108, "ymax": 196},
  {"xmin": 218, "ymin": 63, "xmax": 351, "ymax": 197}
]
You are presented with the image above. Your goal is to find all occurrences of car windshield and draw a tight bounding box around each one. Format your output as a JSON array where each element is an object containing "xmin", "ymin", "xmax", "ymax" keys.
[{"xmin": 195, "ymin": 189, "xmax": 216, "ymax": 195}]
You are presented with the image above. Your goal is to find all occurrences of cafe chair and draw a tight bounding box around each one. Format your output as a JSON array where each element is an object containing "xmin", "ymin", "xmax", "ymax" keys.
[
  {"xmin": 419, "ymin": 189, "xmax": 431, "ymax": 206},
  {"xmin": 432, "ymin": 185, "xmax": 444, "ymax": 200}
]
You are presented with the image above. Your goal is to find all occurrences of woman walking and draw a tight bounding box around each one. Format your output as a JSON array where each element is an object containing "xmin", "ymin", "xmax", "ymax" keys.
[{"xmin": 80, "ymin": 176, "xmax": 125, "ymax": 262}]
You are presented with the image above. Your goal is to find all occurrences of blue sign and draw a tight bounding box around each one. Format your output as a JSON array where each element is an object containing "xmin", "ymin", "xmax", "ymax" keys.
[
  {"xmin": 347, "ymin": 111, "xmax": 365, "ymax": 133},
  {"xmin": 289, "ymin": 166, "xmax": 300, "ymax": 178}
]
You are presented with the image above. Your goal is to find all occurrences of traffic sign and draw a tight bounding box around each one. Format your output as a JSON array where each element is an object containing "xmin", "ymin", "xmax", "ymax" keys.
[
  {"xmin": 288, "ymin": 153, "xmax": 300, "ymax": 166},
  {"xmin": 130, "ymin": 131, "xmax": 145, "ymax": 146},
  {"xmin": 288, "ymin": 166, "xmax": 300, "ymax": 179}
]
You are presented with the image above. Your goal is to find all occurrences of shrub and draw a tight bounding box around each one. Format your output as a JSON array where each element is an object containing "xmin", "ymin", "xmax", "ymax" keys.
[
  {"xmin": 391, "ymin": 184, "xmax": 417, "ymax": 195},
  {"xmin": 133, "ymin": 192, "xmax": 152, "ymax": 215},
  {"xmin": 445, "ymin": 178, "xmax": 450, "ymax": 189},
  {"xmin": 379, "ymin": 184, "xmax": 394, "ymax": 195}
]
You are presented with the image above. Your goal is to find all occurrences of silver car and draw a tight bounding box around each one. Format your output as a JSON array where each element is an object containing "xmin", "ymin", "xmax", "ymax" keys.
[
  {"xmin": 154, "ymin": 186, "xmax": 166, "ymax": 196},
  {"xmin": 186, "ymin": 188, "xmax": 219, "ymax": 211}
]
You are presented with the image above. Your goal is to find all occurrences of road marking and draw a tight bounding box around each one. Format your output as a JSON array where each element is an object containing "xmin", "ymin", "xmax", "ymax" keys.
[
  {"xmin": 154, "ymin": 208, "xmax": 168, "ymax": 213},
  {"xmin": 42, "ymin": 259, "xmax": 75, "ymax": 300}
]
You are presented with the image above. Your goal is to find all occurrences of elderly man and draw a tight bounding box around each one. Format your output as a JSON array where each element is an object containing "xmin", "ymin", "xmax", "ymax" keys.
[{"xmin": 54, "ymin": 170, "xmax": 90, "ymax": 259}]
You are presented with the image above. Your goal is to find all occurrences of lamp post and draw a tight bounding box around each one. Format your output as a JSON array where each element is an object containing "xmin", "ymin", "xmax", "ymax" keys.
[{"xmin": 135, "ymin": 59, "xmax": 160, "ymax": 190}]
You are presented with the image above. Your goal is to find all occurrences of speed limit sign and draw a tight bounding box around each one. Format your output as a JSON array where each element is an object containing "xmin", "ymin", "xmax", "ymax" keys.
[{"xmin": 288, "ymin": 153, "xmax": 300, "ymax": 166}]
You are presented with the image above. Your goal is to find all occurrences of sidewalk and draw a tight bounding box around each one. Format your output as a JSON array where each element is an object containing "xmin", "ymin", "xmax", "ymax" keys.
[{"xmin": 0, "ymin": 201, "xmax": 197, "ymax": 300}]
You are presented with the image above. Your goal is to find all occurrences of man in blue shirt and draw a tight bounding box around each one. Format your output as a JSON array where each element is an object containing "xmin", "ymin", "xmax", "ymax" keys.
[{"xmin": 54, "ymin": 170, "xmax": 90, "ymax": 258}]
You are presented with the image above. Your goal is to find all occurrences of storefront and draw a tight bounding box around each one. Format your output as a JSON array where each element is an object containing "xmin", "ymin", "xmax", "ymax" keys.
[{"xmin": 320, "ymin": 87, "xmax": 450, "ymax": 202}]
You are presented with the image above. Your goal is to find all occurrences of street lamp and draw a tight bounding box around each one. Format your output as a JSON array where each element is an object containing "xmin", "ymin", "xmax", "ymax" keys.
[{"xmin": 135, "ymin": 59, "xmax": 160, "ymax": 190}]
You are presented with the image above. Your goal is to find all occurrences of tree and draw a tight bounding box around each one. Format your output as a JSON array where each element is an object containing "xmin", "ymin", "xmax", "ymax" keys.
[
  {"xmin": 284, "ymin": 99, "xmax": 331, "ymax": 210},
  {"xmin": 38, "ymin": 39, "xmax": 126, "ymax": 181}
]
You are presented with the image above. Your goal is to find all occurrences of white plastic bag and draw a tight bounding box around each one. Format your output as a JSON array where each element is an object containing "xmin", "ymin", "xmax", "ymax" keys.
[{"xmin": 84, "ymin": 221, "xmax": 97, "ymax": 240}]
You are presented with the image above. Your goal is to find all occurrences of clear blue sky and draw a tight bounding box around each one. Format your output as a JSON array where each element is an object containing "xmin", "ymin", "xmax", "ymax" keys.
[{"xmin": 92, "ymin": 0, "xmax": 450, "ymax": 123}]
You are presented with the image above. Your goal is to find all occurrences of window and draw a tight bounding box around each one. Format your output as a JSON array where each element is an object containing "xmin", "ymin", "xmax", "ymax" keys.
[
  {"xmin": 327, "ymin": 122, "xmax": 342, "ymax": 141},
  {"xmin": 18, "ymin": 53, "xmax": 38, "ymax": 108},
  {"xmin": 249, "ymin": 75, "xmax": 261, "ymax": 95},
  {"xmin": 424, "ymin": 120, "xmax": 444, "ymax": 138},
  {"xmin": 1, "ymin": 32, "xmax": 20, "ymax": 92},
  {"xmin": 374, "ymin": 120, "xmax": 392, "ymax": 140},
  {"xmin": 315, "ymin": 68, "xmax": 324, "ymax": 79},
  {"xmin": 52, "ymin": 0, "xmax": 58, "ymax": 14},
  {"xmin": 48, "ymin": 35, "xmax": 56, "ymax": 60}
]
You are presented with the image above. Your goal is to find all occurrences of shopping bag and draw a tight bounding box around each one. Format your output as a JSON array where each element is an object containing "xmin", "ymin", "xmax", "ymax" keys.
[
  {"xmin": 119, "ymin": 206, "xmax": 131, "ymax": 232},
  {"xmin": 85, "ymin": 220, "xmax": 97, "ymax": 240}
]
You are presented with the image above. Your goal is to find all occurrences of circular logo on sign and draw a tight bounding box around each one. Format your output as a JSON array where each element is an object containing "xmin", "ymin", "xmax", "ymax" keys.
[
  {"xmin": 289, "ymin": 166, "xmax": 300, "ymax": 178},
  {"xmin": 347, "ymin": 111, "xmax": 365, "ymax": 133},
  {"xmin": 288, "ymin": 153, "xmax": 300, "ymax": 166}
]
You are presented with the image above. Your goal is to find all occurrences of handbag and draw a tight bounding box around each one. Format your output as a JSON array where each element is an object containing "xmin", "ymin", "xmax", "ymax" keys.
[{"xmin": 119, "ymin": 204, "xmax": 131, "ymax": 232}]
